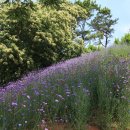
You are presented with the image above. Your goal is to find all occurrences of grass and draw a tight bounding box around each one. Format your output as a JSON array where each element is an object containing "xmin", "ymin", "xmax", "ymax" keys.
[{"xmin": 0, "ymin": 45, "xmax": 130, "ymax": 130}]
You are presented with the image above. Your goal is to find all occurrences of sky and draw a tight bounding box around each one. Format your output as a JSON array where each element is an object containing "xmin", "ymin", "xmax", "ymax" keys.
[{"xmin": 97, "ymin": 0, "xmax": 130, "ymax": 42}]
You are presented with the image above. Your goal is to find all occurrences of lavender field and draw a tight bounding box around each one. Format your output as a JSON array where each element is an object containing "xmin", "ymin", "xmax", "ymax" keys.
[{"xmin": 0, "ymin": 45, "xmax": 130, "ymax": 130}]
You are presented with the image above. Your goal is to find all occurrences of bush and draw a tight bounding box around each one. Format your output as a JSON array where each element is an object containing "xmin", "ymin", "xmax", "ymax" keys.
[{"xmin": 0, "ymin": 43, "xmax": 34, "ymax": 86}]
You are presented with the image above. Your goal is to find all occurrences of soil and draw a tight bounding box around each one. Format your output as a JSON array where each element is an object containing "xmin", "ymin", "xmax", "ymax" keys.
[
  {"xmin": 39, "ymin": 123, "xmax": 100, "ymax": 130},
  {"xmin": 87, "ymin": 125, "xmax": 100, "ymax": 130},
  {"xmin": 39, "ymin": 122, "xmax": 130, "ymax": 130}
]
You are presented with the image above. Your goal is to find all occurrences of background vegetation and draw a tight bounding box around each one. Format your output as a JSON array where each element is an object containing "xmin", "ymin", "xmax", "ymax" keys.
[{"xmin": 0, "ymin": 0, "xmax": 117, "ymax": 86}]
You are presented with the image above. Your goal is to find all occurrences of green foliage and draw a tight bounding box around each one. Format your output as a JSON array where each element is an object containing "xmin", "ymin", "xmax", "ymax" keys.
[
  {"xmin": 84, "ymin": 44, "xmax": 102, "ymax": 53},
  {"xmin": 75, "ymin": 1, "xmax": 118, "ymax": 47},
  {"xmin": 90, "ymin": 7, "xmax": 118, "ymax": 47},
  {"xmin": 0, "ymin": 2, "xmax": 87, "ymax": 86},
  {"xmin": 38, "ymin": 0, "xmax": 65, "ymax": 6},
  {"xmin": 114, "ymin": 33, "xmax": 130, "ymax": 45},
  {"xmin": 0, "ymin": 43, "xmax": 34, "ymax": 86},
  {"xmin": 75, "ymin": 0, "xmax": 99, "ymax": 43},
  {"xmin": 122, "ymin": 33, "xmax": 130, "ymax": 44},
  {"xmin": 75, "ymin": 0, "xmax": 98, "ymax": 18},
  {"xmin": 114, "ymin": 38, "xmax": 120, "ymax": 45}
]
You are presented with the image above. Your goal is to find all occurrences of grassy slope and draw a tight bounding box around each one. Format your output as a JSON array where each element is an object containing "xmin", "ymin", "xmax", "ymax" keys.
[{"xmin": 0, "ymin": 45, "xmax": 130, "ymax": 130}]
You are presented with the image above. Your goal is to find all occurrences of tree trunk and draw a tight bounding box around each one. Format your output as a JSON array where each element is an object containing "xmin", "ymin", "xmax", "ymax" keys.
[{"xmin": 105, "ymin": 36, "xmax": 108, "ymax": 48}]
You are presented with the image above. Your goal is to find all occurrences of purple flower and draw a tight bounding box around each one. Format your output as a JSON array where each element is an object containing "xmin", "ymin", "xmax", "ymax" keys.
[
  {"xmin": 34, "ymin": 90, "xmax": 39, "ymax": 96},
  {"xmin": 11, "ymin": 102, "xmax": 18, "ymax": 107}
]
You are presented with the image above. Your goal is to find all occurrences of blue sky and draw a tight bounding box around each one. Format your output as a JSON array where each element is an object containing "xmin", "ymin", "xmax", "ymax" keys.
[{"xmin": 97, "ymin": 0, "xmax": 130, "ymax": 41}]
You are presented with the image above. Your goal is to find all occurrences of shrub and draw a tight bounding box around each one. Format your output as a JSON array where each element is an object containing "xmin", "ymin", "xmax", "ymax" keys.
[{"xmin": 0, "ymin": 43, "xmax": 34, "ymax": 86}]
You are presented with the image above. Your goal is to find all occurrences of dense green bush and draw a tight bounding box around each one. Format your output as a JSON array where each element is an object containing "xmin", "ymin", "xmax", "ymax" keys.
[
  {"xmin": 0, "ymin": 2, "xmax": 87, "ymax": 86},
  {"xmin": 0, "ymin": 43, "xmax": 34, "ymax": 86}
]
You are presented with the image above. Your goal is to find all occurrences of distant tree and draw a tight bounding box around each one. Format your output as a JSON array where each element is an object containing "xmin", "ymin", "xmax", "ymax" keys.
[
  {"xmin": 75, "ymin": 1, "xmax": 118, "ymax": 48},
  {"xmin": 114, "ymin": 38, "xmax": 120, "ymax": 45},
  {"xmin": 114, "ymin": 33, "xmax": 130, "ymax": 45},
  {"xmin": 82, "ymin": 44, "xmax": 102, "ymax": 53},
  {"xmin": 76, "ymin": 0, "xmax": 118, "ymax": 47},
  {"xmin": 120, "ymin": 33, "xmax": 130, "ymax": 45},
  {"xmin": 90, "ymin": 7, "xmax": 118, "ymax": 47}
]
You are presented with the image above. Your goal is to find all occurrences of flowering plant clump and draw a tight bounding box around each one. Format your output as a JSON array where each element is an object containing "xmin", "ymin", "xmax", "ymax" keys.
[{"xmin": 0, "ymin": 45, "xmax": 130, "ymax": 130}]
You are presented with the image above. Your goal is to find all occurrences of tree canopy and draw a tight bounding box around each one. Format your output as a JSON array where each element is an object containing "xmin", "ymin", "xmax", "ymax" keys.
[
  {"xmin": 75, "ymin": 1, "xmax": 118, "ymax": 47},
  {"xmin": 0, "ymin": 1, "xmax": 87, "ymax": 86},
  {"xmin": 90, "ymin": 7, "xmax": 118, "ymax": 47}
]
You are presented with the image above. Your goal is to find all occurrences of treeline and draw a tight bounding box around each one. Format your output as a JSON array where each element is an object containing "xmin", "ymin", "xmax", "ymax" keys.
[
  {"xmin": 114, "ymin": 33, "xmax": 130, "ymax": 45},
  {"xmin": 0, "ymin": 0, "xmax": 117, "ymax": 86}
]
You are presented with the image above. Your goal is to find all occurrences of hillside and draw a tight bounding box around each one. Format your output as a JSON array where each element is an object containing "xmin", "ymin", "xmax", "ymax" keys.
[{"xmin": 0, "ymin": 45, "xmax": 130, "ymax": 130}]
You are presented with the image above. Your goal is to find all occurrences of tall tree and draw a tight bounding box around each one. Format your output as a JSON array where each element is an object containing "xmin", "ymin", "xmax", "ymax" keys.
[
  {"xmin": 90, "ymin": 7, "xmax": 118, "ymax": 47},
  {"xmin": 75, "ymin": 0, "xmax": 118, "ymax": 47}
]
